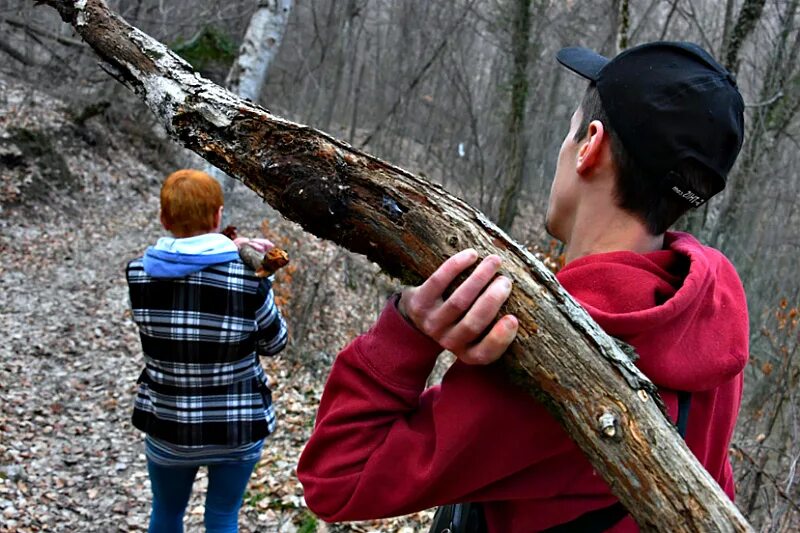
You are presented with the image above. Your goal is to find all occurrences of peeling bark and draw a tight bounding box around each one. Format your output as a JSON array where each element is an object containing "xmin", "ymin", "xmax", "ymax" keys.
[{"xmin": 38, "ymin": 1, "xmax": 753, "ymax": 531}]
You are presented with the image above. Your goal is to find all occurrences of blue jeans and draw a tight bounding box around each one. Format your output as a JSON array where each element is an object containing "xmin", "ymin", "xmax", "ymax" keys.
[{"xmin": 147, "ymin": 458, "xmax": 259, "ymax": 533}]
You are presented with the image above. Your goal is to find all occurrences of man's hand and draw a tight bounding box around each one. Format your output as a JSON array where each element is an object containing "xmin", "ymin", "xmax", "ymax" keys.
[{"xmin": 398, "ymin": 249, "xmax": 518, "ymax": 365}]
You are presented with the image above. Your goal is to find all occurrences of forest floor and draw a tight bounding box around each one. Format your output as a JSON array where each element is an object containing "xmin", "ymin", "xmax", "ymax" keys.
[{"xmin": 0, "ymin": 78, "xmax": 433, "ymax": 531}]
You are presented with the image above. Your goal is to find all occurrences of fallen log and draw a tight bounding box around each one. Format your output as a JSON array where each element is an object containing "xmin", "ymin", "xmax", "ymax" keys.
[{"xmin": 38, "ymin": 1, "xmax": 752, "ymax": 531}]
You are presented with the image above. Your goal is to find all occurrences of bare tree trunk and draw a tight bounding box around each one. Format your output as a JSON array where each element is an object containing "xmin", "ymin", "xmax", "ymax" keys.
[
  {"xmin": 720, "ymin": 0, "xmax": 737, "ymax": 61},
  {"xmin": 602, "ymin": 0, "xmax": 622, "ymax": 56},
  {"xmin": 227, "ymin": 0, "xmax": 293, "ymax": 99},
  {"xmin": 205, "ymin": 0, "xmax": 293, "ymax": 216},
  {"xmin": 348, "ymin": 62, "xmax": 365, "ymax": 144},
  {"xmin": 319, "ymin": 0, "xmax": 360, "ymax": 133},
  {"xmin": 496, "ymin": 0, "xmax": 531, "ymax": 232},
  {"xmin": 38, "ymin": 1, "xmax": 754, "ymax": 531},
  {"xmin": 723, "ymin": 0, "xmax": 767, "ymax": 74},
  {"xmin": 712, "ymin": 0, "xmax": 793, "ymax": 251},
  {"xmin": 617, "ymin": 0, "xmax": 630, "ymax": 51}
]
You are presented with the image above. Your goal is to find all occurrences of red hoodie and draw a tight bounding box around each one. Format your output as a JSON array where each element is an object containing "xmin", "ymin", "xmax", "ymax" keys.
[{"xmin": 297, "ymin": 232, "xmax": 749, "ymax": 532}]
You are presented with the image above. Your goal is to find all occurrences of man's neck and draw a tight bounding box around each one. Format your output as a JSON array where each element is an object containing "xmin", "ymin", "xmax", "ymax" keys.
[{"xmin": 563, "ymin": 207, "xmax": 664, "ymax": 264}]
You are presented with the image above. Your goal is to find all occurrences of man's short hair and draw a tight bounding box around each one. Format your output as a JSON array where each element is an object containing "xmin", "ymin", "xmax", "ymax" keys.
[
  {"xmin": 160, "ymin": 169, "xmax": 223, "ymax": 235},
  {"xmin": 575, "ymin": 85, "xmax": 718, "ymax": 235}
]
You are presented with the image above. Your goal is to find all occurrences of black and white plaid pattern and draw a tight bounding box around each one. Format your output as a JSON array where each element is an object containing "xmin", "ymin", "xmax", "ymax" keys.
[{"xmin": 127, "ymin": 258, "xmax": 287, "ymax": 446}]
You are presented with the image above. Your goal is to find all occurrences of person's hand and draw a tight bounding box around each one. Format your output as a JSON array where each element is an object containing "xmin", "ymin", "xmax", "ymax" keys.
[
  {"xmin": 233, "ymin": 237, "xmax": 275, "ymax": 253},
  {"xmin": 398, "ymin": 248, "xmax": 518, "ymax": 365}
]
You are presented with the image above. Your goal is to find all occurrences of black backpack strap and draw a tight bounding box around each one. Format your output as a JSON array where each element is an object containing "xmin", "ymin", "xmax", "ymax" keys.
[
  {"xmin": 540, "ymin": 501, "xmax": 629, "ymax": 533},
  {"xmin": 428, "ymin": 502, "xmax": 487, "ymax": 533},
  {"xmin": 676, "ymin": 390, "xmax": 692, "ymax": 438}
]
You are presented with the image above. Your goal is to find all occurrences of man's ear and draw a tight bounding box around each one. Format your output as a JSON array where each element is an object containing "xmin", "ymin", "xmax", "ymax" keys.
[{"xmin": 576, "ymin": 120, "xmax": 606, "ymax": 176}]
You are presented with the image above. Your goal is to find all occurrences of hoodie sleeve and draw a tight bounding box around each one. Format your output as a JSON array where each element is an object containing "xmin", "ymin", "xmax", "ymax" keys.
[
  {"xmin": 297, "ymin": 297, "xmax": 573, "ymax": 521},
  {"xmin": 254, "ymin": 278, "xmax": 288, "ymax": 357}
]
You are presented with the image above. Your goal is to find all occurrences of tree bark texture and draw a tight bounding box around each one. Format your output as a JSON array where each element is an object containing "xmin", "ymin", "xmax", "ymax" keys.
[
  {"xmin": 712, "ymin": 0, "xmax": 790, "ymax": 250},
  {"xmin": 617, "ymin": 0, "xmax": 631, "ymax": 51},
  {"xmin": 496, "ymin": 0, "xmax": 531, "ymax": 232},
  {"xmin": 724, "ymin": 0, "xmax": 767, "ymax": 74},
  {"xmin": 39, "ymin": 1, "xmax": 753, "ymax": 531}
]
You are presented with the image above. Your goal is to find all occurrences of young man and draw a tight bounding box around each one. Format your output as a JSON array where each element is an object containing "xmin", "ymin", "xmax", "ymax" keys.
[
  {"xmin": 297, "ymin": 42, "xmax": 749, "ymax": 532},
  {"xmin": 126, "ymin": 169, "xmax": 287, "ymax": 532}
]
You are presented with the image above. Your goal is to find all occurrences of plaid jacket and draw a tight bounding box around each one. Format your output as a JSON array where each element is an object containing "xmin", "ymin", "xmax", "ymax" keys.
[{"xmin": 126, "ymin": 258, "xmax": 287, "ymax": 447}]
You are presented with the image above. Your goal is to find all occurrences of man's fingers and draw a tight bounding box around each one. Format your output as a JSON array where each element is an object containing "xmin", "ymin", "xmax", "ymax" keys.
[
  {"xmin": 459, "ymin": 315, "xmax": 519, "ymax": 365},
  {"xmin": 439, "ymin": 275, "xmax": 512, "ymax": 350},
  {"xmin": 415, "ymin": 249, "xmax": 480, "ymax": 309},
  {"xmin": 458, "ymin": 275, "xmax": 512, "ymax": 337},
  {"xmin": 435, "ymin": 255, "xmax": 503, "ymax": 325}
]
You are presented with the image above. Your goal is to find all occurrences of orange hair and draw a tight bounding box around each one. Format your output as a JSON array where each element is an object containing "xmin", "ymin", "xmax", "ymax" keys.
[{"xmin": 160, "ymin": 169, "xmax": 223, "ymax": 235}]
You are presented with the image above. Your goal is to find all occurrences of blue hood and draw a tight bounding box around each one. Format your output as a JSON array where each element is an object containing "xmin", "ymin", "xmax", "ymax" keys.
[{"xmin": 143, "ymin": 233, "xmax": 239, "ymax": 278}]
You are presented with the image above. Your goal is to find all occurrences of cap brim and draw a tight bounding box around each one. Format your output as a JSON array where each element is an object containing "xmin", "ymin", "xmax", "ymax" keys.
[{"xmin": 556, "ymin": 47, "xmax": 609, "ymax": 81}]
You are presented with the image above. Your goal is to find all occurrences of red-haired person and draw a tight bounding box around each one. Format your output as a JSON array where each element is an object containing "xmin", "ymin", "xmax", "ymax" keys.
[{"xmin": 126, "ymin": 169, "xmax": 287, "ymax": 533}]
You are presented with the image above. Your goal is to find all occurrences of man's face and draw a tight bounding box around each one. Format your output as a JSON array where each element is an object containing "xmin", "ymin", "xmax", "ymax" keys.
[{"xmin": 545, "ymin": 106, "xmax": 583, "ymax": 242}]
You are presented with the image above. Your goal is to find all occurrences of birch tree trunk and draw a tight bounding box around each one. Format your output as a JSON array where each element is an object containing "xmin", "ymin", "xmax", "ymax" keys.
[
  {"xmin": 204, "ymin": 0, "xmax": 293, "ymax": 205},
  {"xmin": 38, "ymin": 1, "xmax": 753, "ymax": 531}
]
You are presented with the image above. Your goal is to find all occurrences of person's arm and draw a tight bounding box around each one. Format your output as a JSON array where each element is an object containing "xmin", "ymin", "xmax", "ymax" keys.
[
  {"xmin": 254, "ymin": 277, "xmax": 288, "ymax": 356},
  {"xmin": 298, "ymin": 250, "xmax": 571, "ymax": 521}
]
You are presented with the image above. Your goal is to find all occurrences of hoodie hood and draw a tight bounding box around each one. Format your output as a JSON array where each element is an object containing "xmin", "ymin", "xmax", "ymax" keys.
[
  {"xmin": 142, "ymin": 233, "xmax": 239, "ymax": 278},
  {"xmin": 556, "ymin": 231, "xmax": 749, "ymax": 392}
]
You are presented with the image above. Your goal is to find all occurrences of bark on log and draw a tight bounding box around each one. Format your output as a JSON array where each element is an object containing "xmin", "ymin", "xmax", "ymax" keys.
[{"xmin": 38, "ymin": 1, "xmax": 753, "ymax": 531}]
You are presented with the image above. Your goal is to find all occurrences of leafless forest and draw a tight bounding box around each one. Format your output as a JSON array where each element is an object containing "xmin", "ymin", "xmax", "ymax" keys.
[{"xmin": 1, "ymin": 0, "xmax": 799, "ymax": 531}]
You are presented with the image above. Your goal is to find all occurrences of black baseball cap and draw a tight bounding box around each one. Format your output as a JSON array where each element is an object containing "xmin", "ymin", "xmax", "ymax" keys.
[{"xmin": 556, "ymin": 41, "xmax": 745, "ymax": 207}]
